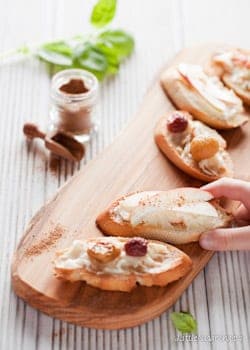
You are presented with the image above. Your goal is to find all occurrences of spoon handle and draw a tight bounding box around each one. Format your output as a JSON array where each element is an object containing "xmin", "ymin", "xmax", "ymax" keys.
[{"xmin": 23, "ymin": 123, "xmax": 46, "ymax": 140}]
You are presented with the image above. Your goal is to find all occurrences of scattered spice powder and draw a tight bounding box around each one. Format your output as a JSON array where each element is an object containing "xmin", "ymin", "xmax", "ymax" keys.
[
  {"xmin": 52, "ymin": 327, "xmax": 66, "ymax": 339},
  {"xmin": 25, "ymin": 224, "xmax": 65, "ymax": 257},
  {"xmin": 170, "ymin": 221, "xmax": 187, "ymax": 229},
  {"xmin": 176, "ymin": 195, "xmax": 185, "ymax": 207},
  {"xmin": 49, "ymin": 156, "xmax": 60, "ymax": 175}
]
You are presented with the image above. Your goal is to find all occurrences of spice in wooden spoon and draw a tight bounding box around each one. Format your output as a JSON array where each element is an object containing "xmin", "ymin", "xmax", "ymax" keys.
[{"xmin": 23, "ymin": 122, "xmax": 85, "ymax": 161}]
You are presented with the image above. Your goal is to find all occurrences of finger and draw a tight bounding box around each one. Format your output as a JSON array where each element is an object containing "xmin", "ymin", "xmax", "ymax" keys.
[
  {"xmin": 201, "ymin": 178, "xmax": 250, "ymax": 210},
  {"xmin": 233, "ymin": 204, "xmax": 250, "ymax": 221},
  {"xmin": 199, "ymin": 226, "xmax": 250, "ymax": 251}
]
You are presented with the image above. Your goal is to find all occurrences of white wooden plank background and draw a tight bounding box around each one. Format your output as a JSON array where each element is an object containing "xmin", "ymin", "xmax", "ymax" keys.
[{"xmin": 0, "ymin": 0, "xmax": 249, "ymax": 349}]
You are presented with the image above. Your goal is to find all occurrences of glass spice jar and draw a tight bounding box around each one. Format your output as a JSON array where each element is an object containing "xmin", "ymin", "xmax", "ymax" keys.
[{"xmin": 49, "ymin": 68, "xmax": 99, "ymax": 142}]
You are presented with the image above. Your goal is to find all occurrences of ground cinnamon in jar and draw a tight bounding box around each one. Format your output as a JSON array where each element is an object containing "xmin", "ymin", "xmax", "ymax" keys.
[
  {"xmin": 59, "ymin": 79, "xmax": 89, "ymax": 94},
  {"xmin": 50, "ymin": 69, "xmax": 99, "ymax": 142}
]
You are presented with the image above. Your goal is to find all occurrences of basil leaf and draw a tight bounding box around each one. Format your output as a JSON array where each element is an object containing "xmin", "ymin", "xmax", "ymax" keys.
[
  {"xmin": 90, "ymin": 0, "xmax": 116, "ymax": 28},
  {"xmin": 95, "ymin": 42, "xmax": 120, "ymax": 75},
  {"xmin": 41, "ymin": 41, "xmax": 73, "ymax": 56},
  {"xmin": 97, "ymin": 29, "xmax": 134, "ymax": 59},
  {"xmin": 95, "ymin": 30, "xmax": 134, "ymax": 75},
  {"xmin": 37, "ymin": 41, "xmax": 73, "ymax": 66},
  {"xmin": 170, "ymin": 312, "xmax": 198, "ymax": 334},
  {"xmin": 73, "ymin": 43, "xmax": 108, "ymax": 80}
]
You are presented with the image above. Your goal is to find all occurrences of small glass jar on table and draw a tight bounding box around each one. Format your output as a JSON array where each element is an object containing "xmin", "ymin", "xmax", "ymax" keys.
[{"xmin": 49, "ymin": 69, "xmax": 99, "ymax": 143}]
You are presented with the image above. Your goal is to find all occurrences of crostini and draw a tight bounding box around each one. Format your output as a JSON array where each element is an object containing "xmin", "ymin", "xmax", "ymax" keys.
[
  {"xmin": 213, "ymin": 49, "xmax": 250, "ymax": 105},
  {"xmin": 154, "ymin": 111, "xmax": 233, "ymax": 182},
  {"xmin": 96, "ymin": 188, "xmax": 231, "ymax": 244},
  {"xmin": 54, "ymin": 236, "xmax": 192, "ymax": 292},
  {"xmin": 161, "ymin": 63, "xmax": 248, "ymax": 129}
]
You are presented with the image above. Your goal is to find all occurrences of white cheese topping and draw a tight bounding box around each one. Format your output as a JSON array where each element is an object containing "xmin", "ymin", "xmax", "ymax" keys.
[
  {"xmin": 54, "ymin": 238, "xmax": 179, "ymax": 275},
  {"xmin": 199, "ymin": 152, "xmax": 227, "ymax": 176},
  {"xmin": 178, "ymin": 63, "xmax": 243, "ymax": 118},
  {"xmin": 113, "ymin": 191, "xmax": 158, "ymax": 222}
]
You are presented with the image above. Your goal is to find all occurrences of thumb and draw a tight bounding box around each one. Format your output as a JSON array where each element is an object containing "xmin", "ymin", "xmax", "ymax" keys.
[{"xmin": 199, "ymin": 226, "xmax": 250, "ymax": 251}]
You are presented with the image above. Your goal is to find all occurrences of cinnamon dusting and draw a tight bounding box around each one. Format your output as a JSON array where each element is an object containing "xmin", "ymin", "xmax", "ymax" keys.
[
  {"xmin": 52, "ymin": 328, "xmax": 66, "ymax": 339},
  {"xmin": 59, "ymin": 78, "xmax": 88, "ymax": 94},
  {"xmin": 170, "ymin": 221, "xmax": 187, "ymax": 229},
  {"xmin": 25, "ymin": 224, "xmax": 65, "ymax": 257}
]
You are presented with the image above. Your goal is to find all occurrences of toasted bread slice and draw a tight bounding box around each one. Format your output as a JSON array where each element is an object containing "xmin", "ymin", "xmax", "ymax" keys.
[
  {"xmin": 154, "ymin": 111, "xmax": 233, "ymax": 182},
  {"xmin": 213, "ymin": 49, "xmax": 250, "ymax": 105},
  {"xmin": 54, "ymin": 237, "xmax": 192, "ymax": 292},
  {"xmin": 96, "ymin": 188, "xmax": 232, "ymax": 244},
  {"xmin": 161, "ymin": 63, "xmax": 248, "ymax": 129}
]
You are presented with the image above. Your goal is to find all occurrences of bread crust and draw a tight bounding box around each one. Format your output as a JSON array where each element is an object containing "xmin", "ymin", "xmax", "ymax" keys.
[
  {"xmin": 54, "ymin": 238, "xmax": 192, "ymax": 292},
  {"xmin": 154, "ymin": 113, "xmax": 233, "ymax": 182},
  {"xmin": 96, "ymin": 189, "xmax": 232, "ymax": 245},
  {"xmin": 161, "ymin": 66, "xmax": 248, "ymax": 129}
]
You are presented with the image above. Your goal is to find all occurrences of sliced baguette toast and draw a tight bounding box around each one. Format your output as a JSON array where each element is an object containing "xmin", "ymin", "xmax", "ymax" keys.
[
  {"xmin": 161, "ymin": 63, "xmax": 248, "ymax": 129},
  {"xmin": 54, "ymin": 236, "xmax": 192, "ymax": 292},
  {"xmin": 96, "ymin": 188, "xmax": 232, "ymax": 244},
  {"xmin": 154, "ymin": 111, "xmax": 233, "ymax": 182}
]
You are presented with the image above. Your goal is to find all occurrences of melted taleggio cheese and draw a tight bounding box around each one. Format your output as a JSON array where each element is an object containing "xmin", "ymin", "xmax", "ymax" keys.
[
  {"xmin": 214, "ymin": 51, "xmax": 250, "ymax": 91},
  {"xmin": 178, "ymin": 63, "xmax": 244, "ymax": 118},
  {"xmin": 112, "ymin": 191, "xmax": 223, "ymax": 234},
  {"xmin": 54, "ymin": 237, "xmax": 179, "ymax": 275}
]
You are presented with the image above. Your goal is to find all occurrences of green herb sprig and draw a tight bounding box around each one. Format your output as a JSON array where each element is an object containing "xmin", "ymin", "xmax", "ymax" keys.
[
  {"xmin": 171, "ymin": 311, "xmax": 198, "ymax": 334},
  {"xmin": 0, "ymin": 0, "xmax": 134, "ymax": 80}
]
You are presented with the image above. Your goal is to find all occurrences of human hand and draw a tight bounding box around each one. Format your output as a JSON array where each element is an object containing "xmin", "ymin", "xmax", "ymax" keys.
[{"xmin": 199, "ymin": 178, "xmax": 250, "ymax": 251}]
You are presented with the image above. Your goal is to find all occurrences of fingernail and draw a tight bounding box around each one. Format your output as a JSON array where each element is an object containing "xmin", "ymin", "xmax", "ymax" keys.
[{"xmin": 199, "ymin": 233, "xmax": 214, "ymax": 250}]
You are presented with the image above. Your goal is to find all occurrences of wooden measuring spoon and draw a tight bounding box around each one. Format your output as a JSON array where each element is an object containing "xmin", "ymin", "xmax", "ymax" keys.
[{"xmin": 23, "ymin": 123, "xmax": 85, "ymax": 161}]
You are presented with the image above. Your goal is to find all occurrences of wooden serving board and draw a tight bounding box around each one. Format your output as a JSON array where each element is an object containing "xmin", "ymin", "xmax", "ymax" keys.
[{"xmin": 12, "ymin": 44, "xmax": 250, "ymax": 330}]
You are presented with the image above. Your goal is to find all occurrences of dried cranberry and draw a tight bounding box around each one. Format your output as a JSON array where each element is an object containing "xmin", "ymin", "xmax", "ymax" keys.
[
  {"xmin": 124, "ymin": 238, "xmax": 148, "ymax": 257},
  {"xmin": 167, "ymin": 113, "xmax": 188, "ymax": 133}
]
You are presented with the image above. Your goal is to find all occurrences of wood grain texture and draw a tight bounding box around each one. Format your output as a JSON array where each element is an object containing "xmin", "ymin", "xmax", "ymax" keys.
[{"xmin": 11, "ymin": 44, "xmax": 250, "ymax": 330}]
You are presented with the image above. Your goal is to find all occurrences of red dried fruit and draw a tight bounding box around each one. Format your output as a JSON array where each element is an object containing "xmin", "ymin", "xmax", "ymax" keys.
[
  {"xmin": 167, "ymin": 113, "xmax": 188, "ymax": 133},
  {"xmin": 124, "ymin": 237, "xmax": 148, "ymax": 257}
]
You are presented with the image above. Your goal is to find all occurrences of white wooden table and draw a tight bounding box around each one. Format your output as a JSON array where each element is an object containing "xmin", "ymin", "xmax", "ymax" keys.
[{"xmin": 0, "ymin": 0, "xmax": 249, "ymax": 349}]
